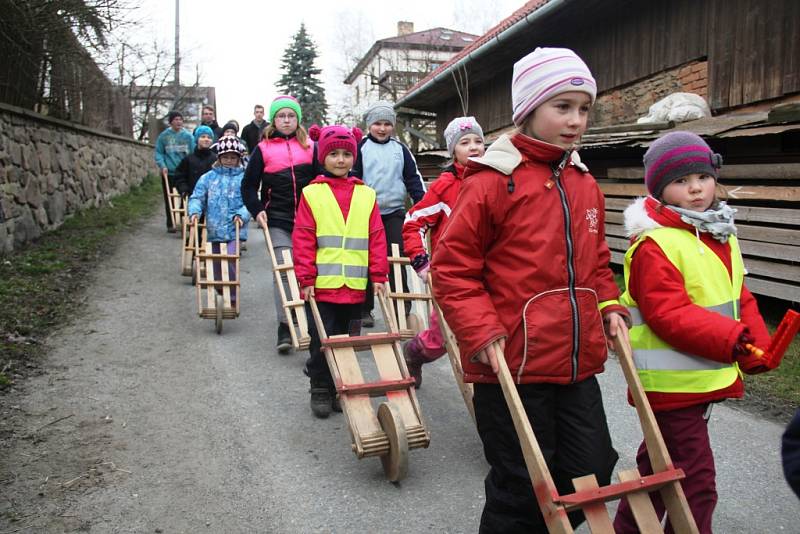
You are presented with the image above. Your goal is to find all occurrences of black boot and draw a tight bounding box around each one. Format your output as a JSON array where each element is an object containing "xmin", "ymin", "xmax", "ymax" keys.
[
  {"xmin": 309, "ymin": 379, "xmax": 332, "ymax": 418},
  {"xmin": 277, "ymin": 322, "xmax": 292, "ymax": 354},
  {"xmin": 331, "ymin": 386, "xmax": 342, "ymax": 413}
]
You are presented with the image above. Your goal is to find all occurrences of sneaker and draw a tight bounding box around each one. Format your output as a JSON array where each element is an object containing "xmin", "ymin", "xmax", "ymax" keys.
[
  {"xmin": 310, "ymin": 382, "xmax": 332, "ymax": 418},
  {"xmin": 277, "ymin": 323, "xmax": 292, "ymax": 354},
  {"xmin": 361, "ymin": 311, "xmax": 375, "ymax": 328},
  {"xmin": 403, "ymin": 339, "xmax": 424, "ymax": 389}
]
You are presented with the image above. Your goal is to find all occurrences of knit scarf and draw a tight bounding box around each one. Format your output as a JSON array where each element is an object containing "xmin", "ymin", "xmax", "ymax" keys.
[{"xmin": 669, "ymin": 201, "xmax": 737, "ymax": 243}]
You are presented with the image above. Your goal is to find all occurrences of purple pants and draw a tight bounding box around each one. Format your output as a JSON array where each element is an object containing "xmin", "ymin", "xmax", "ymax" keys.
[
  {"xmin": 211, "ymin": 241, "xmax": 238, "ymax": 303},
  {"xmin": 416, "ymin": 308, "xmax": 447, "ymax": 361},
  {"xmin": 614, "ymin": 403, "xmax": 717, "ymax": 534}
]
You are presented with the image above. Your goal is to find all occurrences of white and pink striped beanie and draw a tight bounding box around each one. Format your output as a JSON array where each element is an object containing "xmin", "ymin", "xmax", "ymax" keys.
[{"xmin": 511, "ymin": 47, "xmax": 597, "ymax": 126}]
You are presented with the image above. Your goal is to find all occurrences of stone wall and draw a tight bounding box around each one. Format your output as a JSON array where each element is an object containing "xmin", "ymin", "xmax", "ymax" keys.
[
  {"xmin": 0, "ymin": 102, "xmax": 155, "ymax": 254},
  {"xmin": 591, "ymin": 60, "xmax": 709, "ymax": 126}
]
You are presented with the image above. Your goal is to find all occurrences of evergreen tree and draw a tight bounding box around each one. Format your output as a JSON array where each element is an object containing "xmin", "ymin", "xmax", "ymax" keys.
[{"xmin": 276, "ymin": 24, "xmax": 328, "ymax": 126}]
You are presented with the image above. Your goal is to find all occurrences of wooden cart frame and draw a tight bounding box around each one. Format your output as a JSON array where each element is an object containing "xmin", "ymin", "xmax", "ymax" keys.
[
  {"xmin": 194, "ymin": 219, "xmax": 240, "ymax": 334},
  {"xmin": 491, "ymin": 331, "xmax": 698, "ymax": 533},
  {"xmin": 181, "ymin": 216, "xmax": 206, "ymax": 278},
  {"xmin": 386, "ymin": 243, "xmax": 430, "ymax": 338},
  {"xmin": 164, "ymin": 174, "xmax": 185, "ymax": 232},
  {"xmin": 309, "ymin": 292, "xmax": 430, "ymax": 481},
  {"xmin": 262, "ymin": 227, "xmax": 311, "ymax": 350}
]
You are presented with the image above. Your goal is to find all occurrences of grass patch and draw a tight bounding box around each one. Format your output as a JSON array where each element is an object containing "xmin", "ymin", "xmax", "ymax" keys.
[{"xmin": 0, "ymin": 176, "xmax": 161, "ymax": 388}]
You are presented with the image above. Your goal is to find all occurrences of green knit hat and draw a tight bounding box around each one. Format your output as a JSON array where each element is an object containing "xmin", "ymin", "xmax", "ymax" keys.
[{"xmin": 269, "ymin": 95, "xmax": 302, "ymax": 123}]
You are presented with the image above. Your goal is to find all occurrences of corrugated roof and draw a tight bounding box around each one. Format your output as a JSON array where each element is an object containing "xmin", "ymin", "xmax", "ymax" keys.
[{"xmin": 401, "ymin": 0, "xmax": 552, "ymax": 98}]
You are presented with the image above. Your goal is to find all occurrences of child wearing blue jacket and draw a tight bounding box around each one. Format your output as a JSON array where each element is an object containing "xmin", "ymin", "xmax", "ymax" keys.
[
  {"xmin": 188, "ymin": 135, "xmax": 250, "ymax": 303},
  {"xmin": 352, "ymin": 100, "xmax": 425, "ymax": 325}
]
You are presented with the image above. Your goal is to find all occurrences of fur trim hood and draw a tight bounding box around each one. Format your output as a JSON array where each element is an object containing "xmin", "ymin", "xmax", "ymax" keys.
[{"xmin": 623, "ymin": 197, "xmax": 661, "ymax": 238}]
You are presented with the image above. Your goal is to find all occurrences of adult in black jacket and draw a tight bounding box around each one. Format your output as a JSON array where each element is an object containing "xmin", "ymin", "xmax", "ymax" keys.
[
  {"xmin": 193, "ymin": 105, "xmax": 224, "ymax": 139},
  {"xmin": 174, "ymin": 126, "xmax": 216, "ymax": 196},
  {"xmin": 241, "ymin": 104, "xmax": 268, "ymax": 152}
]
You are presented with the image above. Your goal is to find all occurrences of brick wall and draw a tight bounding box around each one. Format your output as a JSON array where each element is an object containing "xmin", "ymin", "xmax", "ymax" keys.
[
  {"xmin": 590, "ymin": 60, "xmax": 709, "ymax": 126},
  {"xmin": 0, "ymin": 103, "xmax": 156, "ymax": 254}
]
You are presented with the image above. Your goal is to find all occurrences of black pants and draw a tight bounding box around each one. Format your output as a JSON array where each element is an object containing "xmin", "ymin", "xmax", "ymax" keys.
[
  {"xmin": 364, "ymin": 210, "xmax": 410, "ymax": 316},
  {"xmin": 161, "ymin": 173, "xmax": 177, "ymax": 229},
  {"xmin": 474, "ymin": 377, "xmax": 618, "ymax": 534},
  {"xmin": 305, "ymin": 301, "xmax": 362, "ymax": 386}
]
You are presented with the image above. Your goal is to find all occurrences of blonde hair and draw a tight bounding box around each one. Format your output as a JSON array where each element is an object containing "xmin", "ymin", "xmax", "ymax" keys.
[{"xmin": 261, "ymin": 123, "xmax": 310, "ymax": 149}]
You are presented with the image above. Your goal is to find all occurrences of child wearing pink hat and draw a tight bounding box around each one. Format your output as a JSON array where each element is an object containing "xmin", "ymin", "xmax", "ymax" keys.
[
  {"xmin": 431, "ymin": 47, "xmax": 630, "ymax": 532},
  {"xmin": 293, "ymin": 125, "xmax": 389, "ymax": 418}
]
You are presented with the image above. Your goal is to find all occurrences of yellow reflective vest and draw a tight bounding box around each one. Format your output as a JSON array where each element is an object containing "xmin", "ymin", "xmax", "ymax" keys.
[
  {"xmin": 303, "ymin": 183, "xmax": 375, "ymax": 290},
  {"xmin": 620, "ymin": 227, "xmax": 743, "ymax": 393}
]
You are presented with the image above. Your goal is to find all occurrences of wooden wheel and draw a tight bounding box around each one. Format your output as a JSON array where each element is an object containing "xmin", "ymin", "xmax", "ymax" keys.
[
  {"xmin": 191, "ymin": 259, "xmax": 198, "ymax": 286},
  {"xmin": 215, "ymin": 293, "xmax": 223, "ymax": 335},
  {"xmin": 377, "ymin": 401, "xmax": 408, "ymax": 482}
]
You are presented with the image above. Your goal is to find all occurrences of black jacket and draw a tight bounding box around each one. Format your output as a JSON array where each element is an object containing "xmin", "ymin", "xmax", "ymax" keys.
[
  {"xmin": 241, "ymin": 120, "xmax": 268, "ymax": 153},
  {"xmin": 174, "ymin": 147, "xmax": 216, "ymax": 196}
]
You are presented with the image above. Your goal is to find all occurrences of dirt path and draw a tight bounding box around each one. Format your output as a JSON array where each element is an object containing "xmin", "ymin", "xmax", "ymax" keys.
[{"xmin": 1, "ymin": 210, "xmax": 798, "ymax": 533}]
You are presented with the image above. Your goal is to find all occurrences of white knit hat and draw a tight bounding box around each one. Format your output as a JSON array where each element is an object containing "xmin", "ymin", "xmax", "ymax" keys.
[
  {"xmin": 443, "ymin": 116, "xmax": 484, "ymax": 156},
  {"xmin": 511, "ymin": 47, "xmax": 597, "ymax": 126}
]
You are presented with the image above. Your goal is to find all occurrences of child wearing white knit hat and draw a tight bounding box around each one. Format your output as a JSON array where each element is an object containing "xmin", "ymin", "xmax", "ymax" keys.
[{"xmin": 431, "ymin": 47, "xmax": 630, "ymax": 532}]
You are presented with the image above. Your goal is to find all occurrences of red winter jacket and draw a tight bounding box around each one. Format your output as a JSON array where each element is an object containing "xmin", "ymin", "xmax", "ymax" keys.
[
  {"xmin": 292, "ymin": 174, "xmax": 389, "ymax": 305},
  {"xmin": 402, "ymin": 162, "xmax": 465, "ymax": 260},
  {"xmin": 431, "ymin": 133, "xmax": 628, "ymax": 385},
  {"xmin": 624, "ymin": 196, "xmax": 770, "ymax": 411}
]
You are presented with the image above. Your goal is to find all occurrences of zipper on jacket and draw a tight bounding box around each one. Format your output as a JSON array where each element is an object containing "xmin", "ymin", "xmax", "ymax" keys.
[
  {"xmin": 285, "ymin": 140, "xmax": 299, "ymax": 213},
  {"xmin": 551, "ymin": 153, "xmax": 580, "ymax": 382}
]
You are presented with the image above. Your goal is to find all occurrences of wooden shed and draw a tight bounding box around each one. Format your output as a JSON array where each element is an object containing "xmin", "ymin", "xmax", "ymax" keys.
[{"xmin": 397, "ymin": 0, "xmax": 800, "ymax": 303}]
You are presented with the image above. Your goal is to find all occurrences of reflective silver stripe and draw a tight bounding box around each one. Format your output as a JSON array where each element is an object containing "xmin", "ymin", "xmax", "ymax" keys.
[
  {"xmin": 317, "ymin": 263, "xmax": 342, "ymax": 276},
  {"xmin": 344, "ymin": 265, "xmax": 368, "ymax": 279},
  {"xmin": 343, "ymin": 237, "xmax": 369, "ymax": 250},
  {"xmin": 317, "ymin": 236, "xmax": 343, "ymax": 248},
  {"xmin": 627, "ymin": 300, "xmax": 739, "ymax": 327},
  {"xmin": 633, "ymin": 349, "xmax": 730, "ymax": 371}
]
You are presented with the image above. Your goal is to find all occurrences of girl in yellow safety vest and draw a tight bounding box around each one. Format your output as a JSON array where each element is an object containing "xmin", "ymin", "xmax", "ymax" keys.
[
  {"xmin": 293, "ymin": 125, "xmax": 389, "ymax": 419},
  {"xmin": 614, "ymin": 131, "xmax": 773, "ymax": 534}
]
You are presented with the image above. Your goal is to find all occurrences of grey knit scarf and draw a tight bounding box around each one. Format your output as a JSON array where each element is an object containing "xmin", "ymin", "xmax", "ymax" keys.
[{"xmin": 670, "ymin": 202, "xmax": 738, "ymax": 243}]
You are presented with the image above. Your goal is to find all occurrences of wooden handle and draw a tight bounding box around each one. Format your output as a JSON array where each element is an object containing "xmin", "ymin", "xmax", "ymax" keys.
[
  {"xmin": 377, "ymin": 290, "xmax": 399, "ymax": 334},
  {"xmin": 308, "ymin": 295, "xmax": 327, "ymax": 340}
]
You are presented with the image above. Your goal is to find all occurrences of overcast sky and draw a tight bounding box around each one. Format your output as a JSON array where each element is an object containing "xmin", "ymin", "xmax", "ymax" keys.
[{"xmin": 128, "ymin": 0, "xmax": 521, "ymax": 127}]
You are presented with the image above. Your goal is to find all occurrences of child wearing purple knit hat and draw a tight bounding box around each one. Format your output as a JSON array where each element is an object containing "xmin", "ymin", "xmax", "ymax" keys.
[
  {"xmin": 614, "ymin": 131, "xmax": 772, "ymax": 533},
  {"xmin": 431, "ymin": 47, "xmax": 629, "ymax": 532}
]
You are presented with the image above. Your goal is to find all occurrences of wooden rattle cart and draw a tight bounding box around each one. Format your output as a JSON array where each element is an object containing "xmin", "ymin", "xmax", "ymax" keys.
[
  {"xmin": 181, "ymin": 215, "xmax": 205, "ymax": 279},
  {"xmin": 193, "ymin": 219, "xmax": 240, "ymax": 334},
  {"xmin": 491, "ymin": 332, "xmax": 699, "ymax": 533},
  {"xmin": 308, "ymin": 292, "xmax": 430, "ymax": 482},
  {"xmin": 386, "ymin": 243, "xmax": 431, "ymax": 338},
  {"xmin": 262, "ymin": 227, "xmax": 311, "ymax": 350},
  {"xmin": 163, "ymin": 174, "xmax": 185, "ymax": 233}
]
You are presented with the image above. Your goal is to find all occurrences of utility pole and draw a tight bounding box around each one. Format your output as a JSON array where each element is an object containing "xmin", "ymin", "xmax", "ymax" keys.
[{"xmin": 173, "ymin": 0, "xmax": 180, "ymax": 106}]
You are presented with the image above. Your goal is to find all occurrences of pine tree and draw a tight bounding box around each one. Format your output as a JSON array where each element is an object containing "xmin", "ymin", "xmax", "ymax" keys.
[{"xmin": 276, "ymin": 24, "xmax": 328, "ymax": 126}]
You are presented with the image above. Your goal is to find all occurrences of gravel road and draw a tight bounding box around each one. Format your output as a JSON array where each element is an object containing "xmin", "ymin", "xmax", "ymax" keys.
[{"xmin": 1, "ymin": 210, "xmax": 797, "ymax": 533}]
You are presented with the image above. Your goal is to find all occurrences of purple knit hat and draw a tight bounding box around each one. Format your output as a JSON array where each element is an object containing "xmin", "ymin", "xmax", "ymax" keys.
[
  {"xmin": 643, "ymin": 131, "xmax": 723, "ymax": 198},
  {"xmin": 511, "ymin": 47, "xmax": 597, "ymax": 126}
]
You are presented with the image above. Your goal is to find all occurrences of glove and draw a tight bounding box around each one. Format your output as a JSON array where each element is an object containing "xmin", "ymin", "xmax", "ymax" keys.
[
  {"xmin": 411, "ymin": 253, "xmax": 430, "ymax": 281},
  {"xmin": 734, "ymin": 330, "xmax": 770, "ymax": 375}
]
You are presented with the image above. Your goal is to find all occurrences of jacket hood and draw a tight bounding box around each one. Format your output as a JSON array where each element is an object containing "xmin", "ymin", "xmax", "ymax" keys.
[
  {"xmin": 623, "ymin": 196, "xmax": 698, "ymax": 238},
  {"xmin": 467, "ymin": 133, "xmax": 589, "ymax": 176}
]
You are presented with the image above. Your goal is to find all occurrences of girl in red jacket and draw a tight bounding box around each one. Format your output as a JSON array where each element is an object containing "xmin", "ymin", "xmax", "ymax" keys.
[
  {"xmin": 402, "ymin": 116, "xmax": 485, "ymax": 387},
  {"xmin": 293, "ymin": 125, "xmax": 389, "ymax": 419},
  {"xmin": 431, "ymin": 47, "xmax": 629, "ymax": 533},
  {"xmin": 613, "ymin": 131, "xmax": 771, "ymax": 534}
]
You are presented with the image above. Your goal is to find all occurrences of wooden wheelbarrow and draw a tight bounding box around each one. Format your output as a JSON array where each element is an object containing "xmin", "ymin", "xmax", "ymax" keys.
[
  {"xmin": 193, "ymin": 219, "xmax": 240, "ymax": 335},
  {"xmin": 163, "ymin": 174, "xmax": 185, "ymax": 233},
  {"xmin": 262, "ymin": 227, "xmax": 310, "ymax": 350},
  {"xmin": 181, "ymin": 215, "xmax": 205, "ymax": 279},
  {"xmin": 491, "ymin": 331, "xmax": 699, "ymax": 533},
  {"xmin": 308, "ymin": 291, "xmax": 430, "ymax": 481},
  {"xmin": 386, "ymin": 243, "xmax": 431, "ymax": 338}
]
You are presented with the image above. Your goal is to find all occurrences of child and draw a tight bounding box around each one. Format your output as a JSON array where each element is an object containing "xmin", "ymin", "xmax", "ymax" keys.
[
  {"xmin": 431, "ymin": 47, "xmax": 629, "ymax": 532},
  {"xmin": 154, "ymin": 110, "xmax": 194, "ymax": 233},
  {"xmin": 352, "ymin": 100, "xmax": 426, "ymax": 326},
  {"xmin": 188, "ymin": 135, "xmax": 250, "ymax": 303},
  {"xmin": 401, "ymin": 116, "xmax": 486, "ymax": 387},
  {"xmin": 613, "ymin": 131, "xmax": 772, "ymax": 533},
  {"xmin": 293, "ymin": 125, "xmax": 388, "ymax": 419},
  {"xmin": 175, "ymin": 125, "xmax": 216, "ymax": 198},
  {"xmin": 241, "ymin": 95, "xmax": 319, "ymax": 353}
]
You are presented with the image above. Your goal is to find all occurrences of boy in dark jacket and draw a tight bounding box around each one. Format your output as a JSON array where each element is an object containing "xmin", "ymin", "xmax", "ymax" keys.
[{"xmin": 431, "ymin": 48, "xmax": 629, "ymax": 533}]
